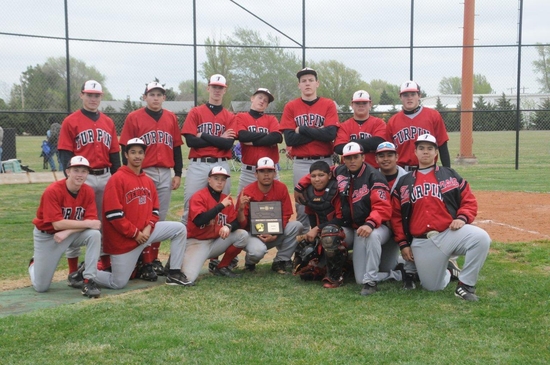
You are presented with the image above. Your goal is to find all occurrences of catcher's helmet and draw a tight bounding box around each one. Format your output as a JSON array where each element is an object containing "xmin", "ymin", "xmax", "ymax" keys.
[{"xmin": 320, "ymin": 224, "xmax": 345, "ymax": 253}]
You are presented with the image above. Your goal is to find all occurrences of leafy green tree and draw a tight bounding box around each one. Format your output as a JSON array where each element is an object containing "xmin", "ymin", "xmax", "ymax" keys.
[
  {"xmin": 309, "ymin": 60, "xmax": 363, "ymax": 109},
  {"xmin": 435, "ymin": 96, "xmax": 460, "ymax": 132},
  {"xmin": 378, "ymin": 90, "xmax": 394, "ymax": 105},
  {"xmin": 438, "ymin": 74, "xmax": 494, "ymax": 94},
  {"xmin": 368, "ymin": 80, "xmax": 400, "ymax": 105},
  {"xmin": 533, "ymin": 43, "xmax": 550, "ymax": 92},
  {"xmin": 178, "ymin": 80, "xmax": 209, "ymax": 103},
  {"xmin": 473, "ymin": 95, "xmax": 497, "ymax": 131},
  {"xmin": 494, "ymin": 93, "xmax": 519, "ymax": 130},
  {"xmin": 532, "ymin": 98, "xmax": 550, "ymax": 130}
]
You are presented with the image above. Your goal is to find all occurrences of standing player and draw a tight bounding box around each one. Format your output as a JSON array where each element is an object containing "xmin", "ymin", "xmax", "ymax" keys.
[
  {"xmin": 391, "ymin": 134, "xmax": 490, "ymax": 301},
  {"xmin": 334, "ymin": 90, "xmax": 387, "ymax": 168},
  {"xmin": 386, "ymin": 81, "xmax": 451, "ymax": 170},
  {"xmin": 180, "ymin": 74, "xmax": 236, "ymax": 225},
  {"xmin": 280, "ymin": 67, "xmax": 339, "ymax": 229},
  {"xmin": 335, "ymin": 142, "xmax": 401, "ymax": 296},
  {"xmin": 236, "ymin": 88, "xmax": 282, "ymax": 193},
  {"xmin": 119, "ymin": 81, "xmax": 184, "ymax": 279},
  {"xmin": 181, "ymin": 166, "xmax": 248, "ymax": 283},
  {"xmin": 95, "ymin": 138, "xmax": 190, "ymax": 289},
  {"xmin": 57, "ymin": 80, "xmax": 121, "ymax": 279},
  {"xmin": 237, "ymin": 157, "xmax": 303, "ymax": 273},
  {"xmin": 29, "ymin": 156, "xmax": 101, "ymax": 298}
]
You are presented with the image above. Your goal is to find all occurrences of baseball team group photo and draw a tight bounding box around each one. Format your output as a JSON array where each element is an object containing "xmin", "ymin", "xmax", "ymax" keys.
[{"xmin": 1, "ymin": 1, "xmax": 549, "ymax": 363}]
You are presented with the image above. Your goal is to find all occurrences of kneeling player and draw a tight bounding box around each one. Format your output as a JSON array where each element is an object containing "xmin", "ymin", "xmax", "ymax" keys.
[{"xmin": 95, "ymin": 138, "xmax": 190, "ymax": 289}]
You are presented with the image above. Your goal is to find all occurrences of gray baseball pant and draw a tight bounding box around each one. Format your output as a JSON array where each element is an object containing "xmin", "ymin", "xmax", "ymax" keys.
[
  {"xmin": 411, "ymin": 224, "xmax": 490, "ymax": 291},
  {"xmin": 29, "ymin": 228, "xmax": 101, "ymax": 292},
  {"xmin": 95, "ymin": 221, "xmax": 187, "ymax": 289},
  {"xmin": 181, "ymin": 159, "xmax": 231, "ymax": 225},
  {"xmin": 144, "ymin": 167, "xmax": 173, "ymax": 221},
  {"xmin": 181, "ymin": 229, "xmax": 249, "ymax": 283},
  {"xmin": 244, "ymin": 220, "xmax": 303, "ymax": 264}
]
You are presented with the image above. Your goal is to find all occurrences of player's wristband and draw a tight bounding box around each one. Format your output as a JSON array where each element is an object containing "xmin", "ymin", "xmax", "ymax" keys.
[{"xmin": 224, "ymin": 224, "xmax": 232, "ymax": 230}]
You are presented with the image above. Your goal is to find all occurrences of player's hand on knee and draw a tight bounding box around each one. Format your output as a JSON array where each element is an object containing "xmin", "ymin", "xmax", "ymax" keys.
[
  {"xmin": 401, "ymin": 247, "xmax": 414, "ymax": 262},
  {"xmin": 86, "ymin": 219, "xmax": 101, "ymax": 230},
  {"xmin": 449, "ymin": 219, "xmax": 465, "ymax": 230},
  {"xmin": 357, "ymin": 225, "xmax": 373, "ymax": 238}
]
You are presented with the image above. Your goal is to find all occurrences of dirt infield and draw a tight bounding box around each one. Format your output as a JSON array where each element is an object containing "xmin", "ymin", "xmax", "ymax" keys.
[{"xmin": 474, "ymin": 191, "xmax": 550, "ymax": 242}]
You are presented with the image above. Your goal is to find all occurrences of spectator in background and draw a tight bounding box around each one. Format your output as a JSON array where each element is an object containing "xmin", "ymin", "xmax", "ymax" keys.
[{"xmin": 46, "ymin": 122, "xmax": 62, "ymax": 171}]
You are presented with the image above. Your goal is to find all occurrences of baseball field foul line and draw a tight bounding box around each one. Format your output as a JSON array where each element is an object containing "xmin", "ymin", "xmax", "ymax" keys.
[{"xmin": 475, "ymin": 220, "xmax": 550, "ymax": 240}]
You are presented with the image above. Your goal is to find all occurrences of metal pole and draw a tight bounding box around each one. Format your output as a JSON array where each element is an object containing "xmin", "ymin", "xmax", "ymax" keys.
[
  {"xmin": 409, "ymin": 0, "xmax": 414, "ymax": 80},
  {"xmin": 515, "ymin": 0, "xmax": 524, "ymax": 170},
  {"xmin": 302, "ymin": 0, "xmax": 306, "ymax": 67},
  {"xmin": 193, "ymin": 0, "xmax": 198, "ymax": 106},
  {"xmin": 64, "ymin": 0, "xmax": 71, "ymax": 113}
]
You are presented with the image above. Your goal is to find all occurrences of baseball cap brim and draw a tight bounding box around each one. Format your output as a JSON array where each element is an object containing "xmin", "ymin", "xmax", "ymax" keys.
[{"xmin": 253, "ymin": 90, "xmax": 274, "ymax": 103}]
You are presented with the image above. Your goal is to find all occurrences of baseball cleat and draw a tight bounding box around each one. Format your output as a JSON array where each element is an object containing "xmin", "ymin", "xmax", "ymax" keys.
[
  {"xmin": 213, "ymin": 266, "xmax": 241, "ymax": 278},
  {"xmin": 208, "ymin": 259, "xmax": 220, "ymax": 273},
  {"xmin": 244, "ymin": 263, "xmax": 256, "ymax": 272},
  {"xmin": 166, "ymin": 271, "xmax": 193, "ymax": 286},
  {"xmin": 447, "ymin": 260, "xmax": 461, "ymax": 281},
  {"xmin": 151, "ymin": 259, "xmax": 165, "ymax": 276},
  {"xmin": 228, "ymin": 257, "xmax": 239, "ymax": 270},
  {"xmin": 403, "ymin": 273, "xmax": 417, "ymax": 290},
  {"xmin": 271, "ymin": 261, "xmax": 289, "ymax": 274},
  {"xmin": 455, "ymin": 282, "xmax": 479, "ymax": 301},
  {"xmin": 138, "ymin": 263, "xmax": 158, "ymax": 282},
  {"xmin": 322, "ymin": 276, "xmax": 344, "ymax": 289},
  {"xmin": 67, "ymin": 261, "xmax": 85, "ymax": 289},
  {"xmin": 81, "ymin": 279, "xmax": 101, "ymax": 298},
  {"xmin": 360, "ymin": 281, "xmax": 378, "ymax": 296}
]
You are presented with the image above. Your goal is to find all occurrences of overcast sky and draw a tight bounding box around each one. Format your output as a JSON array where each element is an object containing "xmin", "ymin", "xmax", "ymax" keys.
[{"xmin": 1, "ymin": 0, "xmax": 549, "ymax": 101}]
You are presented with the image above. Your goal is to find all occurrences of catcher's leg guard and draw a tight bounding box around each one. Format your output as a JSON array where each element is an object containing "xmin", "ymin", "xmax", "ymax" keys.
[{"xmin": 320, "ymin": 225, "xmax": 347, "ymax": 282}]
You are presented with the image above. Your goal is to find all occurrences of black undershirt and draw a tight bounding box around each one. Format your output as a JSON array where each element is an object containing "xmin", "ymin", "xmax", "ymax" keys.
[
  {"xmin": 207, "ymin": 103, "xmax": 223, "ymax": 115},
  {"xmin": 301, "ymin": 97, "xmax": 320, "ymax": 106},
  {"xmin": 81, "ymin": 108, "xmax": 100, "ymax": 121},
  {"xmin": 145, "ymin": 107, "xmax": 163, "ymax": 121},
  {"xmin": 249, "ymin": 109, "xmax": 264, "ymax": 119},
  {"xmin": 403, "ymin": 105, "xmax": 421, "ymax": 115}
]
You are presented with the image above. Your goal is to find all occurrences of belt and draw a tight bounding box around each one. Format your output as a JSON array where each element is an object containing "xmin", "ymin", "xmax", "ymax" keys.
[
  {"xmin": 294, "ymin": 155, "xmax": 331, "ymax": 160},
  {"xmin": 89, "ymin": 168, "xmax": 109, "ymax": 176},
  {"xmin": 245, "ymin": 165, "xmax": 254, "ymax": 171},
  {"xmin": 191, "ymin": 157, "xmax": 228, "ymax": 163},
  {"xmin": 413, "ymin": 234, "xmax": 428, "ymax": 239},
  {"xmin": 40, "ymin": 230, "xmax": 54, "ymax": 235},
  {"xmin": 403, "ymin": 165, "xmax": 419, "ymax": 172}
]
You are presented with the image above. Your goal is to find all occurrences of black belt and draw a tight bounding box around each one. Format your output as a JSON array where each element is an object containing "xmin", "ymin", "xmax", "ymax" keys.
[
  {"xmin": 403, "ymin": 165, "xmax": 418, "ymax": 172},
  {"xmin": 413, "ymin": 234, "xmax": 428, "ymax": 239},
  {"xmin": 191, "ymin": 157, "xmax": 228, "ymax": 163},
  {"xmin": 294, "ymin": 155, "xmax": 331, "ymax": 160},
  {"xmin": 40, "ymin": 230, "xmax": 54, "ymax": 235},
  {"xmin": 89, "ymin": 168, "xmax": 109, "ymax": 176},
  {"xmin": 245, "ymin": 165, "xmax": 254, "ymax": 171}
]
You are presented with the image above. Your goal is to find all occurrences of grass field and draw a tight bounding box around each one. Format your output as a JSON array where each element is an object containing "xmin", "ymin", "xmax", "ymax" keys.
[{"xmin": 0, "ymin": 133, "xmax": 549, "ymax": 364}]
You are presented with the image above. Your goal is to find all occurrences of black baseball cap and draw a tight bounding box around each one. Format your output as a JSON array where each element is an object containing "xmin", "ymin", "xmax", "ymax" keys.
[{"xmin": 296, "ymin": 67, "xmax": 317, "ymax": 80}]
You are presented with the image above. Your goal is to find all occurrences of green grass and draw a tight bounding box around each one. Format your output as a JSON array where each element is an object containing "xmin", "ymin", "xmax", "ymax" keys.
[{"xmin": 1, "ymin": 132, "xmax": 549, "ymax": 363}]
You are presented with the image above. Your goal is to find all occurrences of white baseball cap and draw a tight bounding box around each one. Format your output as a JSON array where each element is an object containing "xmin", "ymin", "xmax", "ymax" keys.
[
  {"xmin": 208, "ymin": 74, "xmax": 227, "ymax": 87},
  {"xmin": 81, "ymin": 80, "xmax": 103, "ymax": 94},
  {"xmin": 376, "ymin": 141, "xmax": 397, "ymax": 153},
  {"xmin": 208, "ymin": 166, "xmax": 230, "ymax": 177},
  {"xmin": 352, "ymin": 90, "xmax": 371, "ymax": 102},
  {"xmin": 67, "ymin": 156, "xmax": 91, "ymax": 169},
  {"xmin": 253, "ymin": 88, "xmax": 274, "ymax": 103},
  {"xmin": 256, "ymin": 157, "xmax": 276, "ymax": 170},
  {"xmin": 415, "ymin": 134, "xmax": 438, "ymax": 146},
  {"xmin": 145, "ymin": 81, "xmax": 166, "ymax": 94},
  {"xmin": 342, "ymin": 142, "xmax": 363, "ymax": 156},
  {"xmin": 400, "ymin": 81, "xmax": 420, "ymax": 94},
  {"xmin": 125, "ymin": 137, "xmax": 147, "ymax": 152}
]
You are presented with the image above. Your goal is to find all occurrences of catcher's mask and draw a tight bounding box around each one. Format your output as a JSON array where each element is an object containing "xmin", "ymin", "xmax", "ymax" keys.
[{"xmin": 320, "ymin": 224, "xmax": 345, "ymax": 250}]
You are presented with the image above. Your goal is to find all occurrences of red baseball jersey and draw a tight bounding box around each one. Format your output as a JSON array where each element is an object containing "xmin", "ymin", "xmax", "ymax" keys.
[
  {"xmin": 279, "ymin": 97, "xmax": 339, "ymax": 157},
  {"xmin": 58, "ymin": 110, "xmax": 120, "ymax": 169},
  {"xmin": 187, "ymin": 187, "xmax": 238, "ymax": 240},
  {"xmin": 237, "ymin": 180, "xmax": 294, "ymax": 230},
  {"xmin": 33, "ymin": 179, "xmax": 98, "ymax": 233},
  {"xmin": 180, "ymin": 104, "xmax": 235, "ymax": 159},
  {"xmin": 386, "ymin": 107, "xmax": 449, "ymax": 167},
  {"xmin": 102, "ymin": 166, "xmax": 160, "ymax": 255},
  {"xmin": 236, "ymin": 112, "xmax": 281, "ymax": 165},
  {"xmin": 335, "ymin": 116, "xmax": 387, "ymax": 167},
  {"xmin": 119, "ymin": 108, "xmax": 183, "ymax": 168}
]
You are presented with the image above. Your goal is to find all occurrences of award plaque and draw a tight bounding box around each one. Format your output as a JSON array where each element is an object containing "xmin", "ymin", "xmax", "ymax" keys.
[{"xmin": 250, "ymin": 201, "xmax": 283, "ymax": 235}]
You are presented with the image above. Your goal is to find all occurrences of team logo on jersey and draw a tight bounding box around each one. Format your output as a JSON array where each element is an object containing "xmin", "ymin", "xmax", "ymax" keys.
[
  {"xmin": 75, "ymin": 128, "xmax": 113, "ymax": 150},
  {"xmin": 439, "ymin": 177, "xmax": 460, "ymax": 193},
  {"xmin": 410, "ymin": 183, "xmax": 442, "ymax": 203},
  {"xmin": 350, "ymin": 132, "xmax": 373, "ymax": 140},
  {"xmin": 140, "ymin": 131, "xmax": 174, "ymax": 149},
  {"xmin": 247, "ymin": 125, "xmax": 269, "ymax": 133},
  {"xmin": 62, "ymin": 207, "xmax": 86, "ymax": 220},
  {"xmin": 125, "ymin": 187, "xmax": 152, "ymax": 205},
  {"xmin": 294, "ymin": 113, "xmax": 326, "ymax": 128},
  {"xmin": 216, "ymin": 213, "xmax": 228, "ymax": 226},
  {"xmin": 197, "ymin": 122, "xmax": 226, "ymax": 136},
  {"xmin": 351, "ymin": 184, "xmax": 371, "ymax": 203},
  {"xmin": 392, "ymin": 127, "xmax": 431, "ymax": 145}
]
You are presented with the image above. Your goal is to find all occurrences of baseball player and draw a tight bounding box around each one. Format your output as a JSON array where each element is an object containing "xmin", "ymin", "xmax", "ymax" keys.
[
  {"xmin": 237, "ymin": 157, "xmax": 303, "ymax": 273},
  {"xmin": 334, "ymin": 142, "xmax": 401, "ymax": 296},
  {"xmin": 180, "ymin": 74, "xmax": 235, "ymax": 225},
  {"xmin": 391, "ymin": 134, "xmax": 491, "ymax": 301},
  {"xmin": 28, "ymin": 156, "xmax": 101, "ymax": 298},
  {"xmin": 280, "ymin": 67, "xmax": 339, "ymax": 230},
  {"xmin": 119, "ymin": 81, "xmax": 184, "ymax": 280},
  {"xmin": 334, "ymin": 90, "xmax": 387, "ymax": 168},
  {"xmin": 236, "ymin": 88, "xmax": 282, "ymax": 193},
  {"xmin": 95, "ymin": 138, "xmax": 190, "ymax": 289},
  {"xmin": 57, "ymin": 80, "xmax": 121, "ymax": 277},
  {"xmin": 181, "ymin": 166, "xmax": 248, "ymax": 283},
  {"xmin": 386, "ymin": 81, "xmax": 451, "ymax": 170}
]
